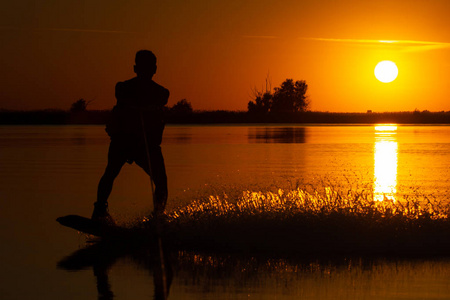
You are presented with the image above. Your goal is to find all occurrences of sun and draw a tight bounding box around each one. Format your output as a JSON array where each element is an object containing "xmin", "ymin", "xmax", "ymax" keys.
[{"xmin": 374, "ymin": 61, "xmax": 398, "ymax": 83}]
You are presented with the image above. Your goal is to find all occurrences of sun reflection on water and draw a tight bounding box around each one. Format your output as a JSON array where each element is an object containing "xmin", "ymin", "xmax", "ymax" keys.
[{"xmin": 374, "ymin": 125, "xmax": 398, "ymax": 201}]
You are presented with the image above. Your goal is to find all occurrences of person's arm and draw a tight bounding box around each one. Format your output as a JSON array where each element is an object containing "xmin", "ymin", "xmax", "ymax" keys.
[
  {"xmin": 151, "ymin": 81, "xmax": 169, "ymax": 107},
  {"xmin": 160, "ymin": 87, "xmax": 169, "ymax": 106},
  {"xmin": 115, "ymin": 82, "xmax": 126, "ymax": 107}
]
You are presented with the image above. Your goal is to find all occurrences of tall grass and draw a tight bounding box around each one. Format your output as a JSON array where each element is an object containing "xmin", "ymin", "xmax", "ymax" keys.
[{"xmin": 161, "ymin": 187, "xmax": 450, "ymax": 255}]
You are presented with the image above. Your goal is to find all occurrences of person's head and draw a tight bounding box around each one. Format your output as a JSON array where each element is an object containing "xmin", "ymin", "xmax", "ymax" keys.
[{"xmin": 134, "ymin": 50, "xmax": 157, "ymax": 78}]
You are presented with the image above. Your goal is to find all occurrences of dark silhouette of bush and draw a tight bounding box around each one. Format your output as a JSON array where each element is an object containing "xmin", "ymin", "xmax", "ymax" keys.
[
  {"xmin": 70, "ymin": 99, "xmax": 90, "ymax": 112},
  {"xmin": 248, "ymin": 92, "xmax": 272, "ymax": 114},
  {"xmin": 272, "ymin": 79, "xmax": 309, "ymax": 113},
  {"xmin": 248, "ymin": 79, "xmax": 309, "ymax": 113},
  {"xmin": 170, "ymin": 99, "xmax": 193, "ymax": 114}
]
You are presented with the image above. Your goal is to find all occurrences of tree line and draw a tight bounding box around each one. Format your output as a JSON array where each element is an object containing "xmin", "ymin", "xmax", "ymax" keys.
[
  {"xmin": 3, "ymin": 109, "xmax": 450, "ymax": 125},
  {"xmin": 68, "ymin": 77, "xmax": 309, "ymax": 116},
  {"xmin": 70, "ymin": 98, "xmax": 194, "ymax": 115}
]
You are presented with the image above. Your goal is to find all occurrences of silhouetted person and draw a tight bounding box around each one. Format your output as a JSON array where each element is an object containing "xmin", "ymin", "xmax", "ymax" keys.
[{"xmin": 92, "ymin": 50, "xmax": 169, "ymax": 221}]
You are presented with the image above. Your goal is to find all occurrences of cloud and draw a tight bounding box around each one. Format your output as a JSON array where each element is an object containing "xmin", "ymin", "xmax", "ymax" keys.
[
  {"xmin": 239, "ymin": 35, "xmax": 450, "ymax": 52},
  {"xmin": 301, "ymin": 37, "xmax": 450, "ymax": 52}
]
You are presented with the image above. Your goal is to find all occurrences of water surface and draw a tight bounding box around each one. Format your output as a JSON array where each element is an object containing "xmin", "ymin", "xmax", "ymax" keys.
[{"xmin": 1, "ymin": 124, "xmax": 449, "ymax": 299}]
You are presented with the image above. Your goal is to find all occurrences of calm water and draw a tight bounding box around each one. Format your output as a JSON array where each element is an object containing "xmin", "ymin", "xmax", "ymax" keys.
[{"xmin": 1, "ymin": 124, "xmax": 450, "ymax": 299}]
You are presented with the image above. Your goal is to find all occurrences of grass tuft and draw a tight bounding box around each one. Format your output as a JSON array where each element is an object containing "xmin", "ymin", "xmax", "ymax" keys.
[{"xmin": 162, "ymin": 188, "xmax": 450, "ymax": 255}]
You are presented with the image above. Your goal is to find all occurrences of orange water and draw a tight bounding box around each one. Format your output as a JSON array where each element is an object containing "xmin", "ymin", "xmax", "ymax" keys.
[{"xmin": 1, "ymin": 125, "xmax": 449, "ymax": 299}]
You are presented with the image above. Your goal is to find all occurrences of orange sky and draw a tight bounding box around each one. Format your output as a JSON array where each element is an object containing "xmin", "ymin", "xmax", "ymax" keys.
[{"xmin": 1, "ymin": 0, "xmax": 450, "ymax": 112}]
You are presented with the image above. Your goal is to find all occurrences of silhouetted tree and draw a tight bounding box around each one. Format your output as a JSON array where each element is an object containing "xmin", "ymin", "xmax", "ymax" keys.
[
  {"xmin": 248, "ymin": 76, "xmax": 273, "ymax": 113},
  {"xmin": 170, "ymin": 99, "xmax": 193, "ymax": 114},
  {"xmin": 70, "ymin": 99, "xmax": 90, "ymax": 112},
  {"xmin": 248, "ymin": 92, "xmax": 272, "ymax": 113},
  {"xmin": 248, "ymin": 78, "xmax": 309, "ymax": 113},
  {"xmin": 271, "ymin": 79, "xmax": 309, "ymax": 112}
]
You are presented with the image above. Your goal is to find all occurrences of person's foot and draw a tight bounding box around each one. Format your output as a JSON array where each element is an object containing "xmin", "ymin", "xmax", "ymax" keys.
[{"xmin": 91, "ymin": 202, "xmax": 115, "ymax": 225}]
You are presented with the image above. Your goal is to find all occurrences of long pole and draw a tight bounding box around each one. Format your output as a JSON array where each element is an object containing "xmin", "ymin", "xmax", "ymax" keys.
[{"xmin": 139, "ymin": 111, "xmax": 168, "ymax": 300}]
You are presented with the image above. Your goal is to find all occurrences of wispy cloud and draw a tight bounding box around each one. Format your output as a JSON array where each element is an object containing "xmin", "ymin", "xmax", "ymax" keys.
[
  {"xmin": 240, "ymin": 35, "xmax": 450, "ymax": 51},
  {"xmin": 301, "ymin": 37, "xmax": 450, "ymax": 52}
]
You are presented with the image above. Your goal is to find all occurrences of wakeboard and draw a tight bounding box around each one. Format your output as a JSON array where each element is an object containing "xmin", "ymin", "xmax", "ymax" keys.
[{"xmin": 57, "ymin": 215, "xmax": 132, "ymax": 239}]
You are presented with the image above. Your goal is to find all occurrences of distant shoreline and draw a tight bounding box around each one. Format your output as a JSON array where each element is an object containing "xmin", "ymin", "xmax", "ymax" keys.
[{"xmin": 1, "ymin": 109, "xmax": 450, "ymax": 125}]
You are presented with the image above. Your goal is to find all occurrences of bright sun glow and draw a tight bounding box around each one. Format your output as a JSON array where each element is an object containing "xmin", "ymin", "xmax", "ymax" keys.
[{"xmin": 374, "ymin": 61, "xmax": 398, "ymax": 83}]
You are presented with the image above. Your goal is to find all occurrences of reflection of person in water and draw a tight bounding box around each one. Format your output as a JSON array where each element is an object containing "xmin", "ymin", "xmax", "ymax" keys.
[
  {"xmin": 95, "ymin": 242, "xmax": 173, "ymax": 300},
  {"xmin": 93, "ymin": 262, "xmax": 114, "ymax": 300},
  {"xmin": 58, "ymin": 240, "xmax": 173, "ymax": 300},
  {"xmin": 92, "ymin": 50, "xmax": 169, "ymax": 222},
  {"xmin": 94, "ymin": 245, "xmax": 172, "ymax": 300}
]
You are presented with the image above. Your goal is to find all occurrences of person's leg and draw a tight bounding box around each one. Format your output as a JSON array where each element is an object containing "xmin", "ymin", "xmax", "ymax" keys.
[
  {"xmin": 150, "ymin": 145, "xmax": 168, "ymax": 212},
  {"xmin": 97, "ymin": 162, "xmax": 124, "ymax": 204},
  {"xmin": 93, "ymin": 141, "xmax": 126, "ymax": 220},
  {"xmin": 135, "ymin": 145, "xmax": 168, "ymax": 213}
]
